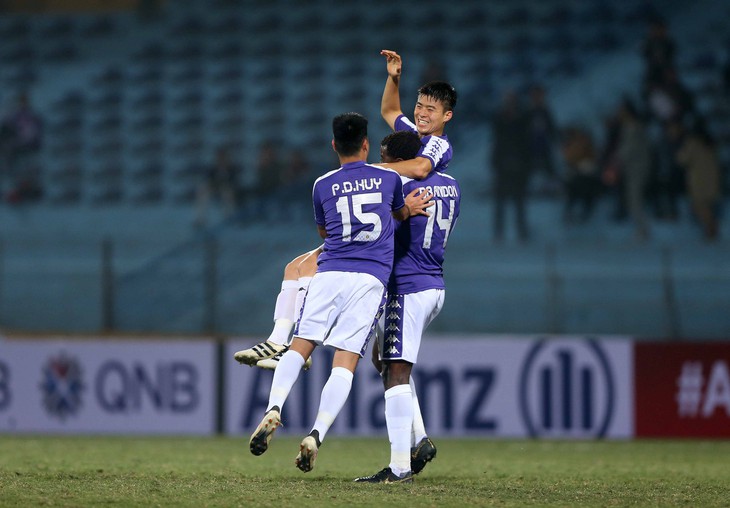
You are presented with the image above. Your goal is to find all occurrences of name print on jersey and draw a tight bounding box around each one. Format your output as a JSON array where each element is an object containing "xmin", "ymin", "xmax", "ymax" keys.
[
  {"xmin": 331, "ymin": 178, "xmax": 383, "ymax": 196},
  {"xmin": 415, "ymin": 184, "xmax": 459, "ymax": 198}
]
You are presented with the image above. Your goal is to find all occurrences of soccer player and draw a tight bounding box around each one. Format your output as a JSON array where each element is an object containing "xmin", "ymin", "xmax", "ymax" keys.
[
  {"xmin": 232, "ymin": 132, "xmax": 432, "ymax": 371},
  {"xmin": 353, "ymin": 50, "xmax": 460, "ymax": 484},
  {"xmin": 248, "ymin": 112, "xmax": 414, "ymax": 473},
  {"xmin": 376, "ymin": 49, "xmax": 455, "ymax": 179}
]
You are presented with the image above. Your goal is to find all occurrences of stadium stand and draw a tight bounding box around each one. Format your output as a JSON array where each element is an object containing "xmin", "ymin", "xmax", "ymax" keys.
[{"xmin": 1, "ymin": 0, "xmax": 729, "ymax": 337}]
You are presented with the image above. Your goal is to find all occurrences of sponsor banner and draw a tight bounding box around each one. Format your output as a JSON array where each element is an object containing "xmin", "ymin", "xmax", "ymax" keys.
[
  {"xmin": 635, "ymin": 342, "xmax": 730, "ymax": 437},
  {"xmin": 0, "ymin": 338, "xmax": 216, "ymax": 434},
  {"xmin": 226, "ymin": 336, "xmax": 633, "ymax": 439}
]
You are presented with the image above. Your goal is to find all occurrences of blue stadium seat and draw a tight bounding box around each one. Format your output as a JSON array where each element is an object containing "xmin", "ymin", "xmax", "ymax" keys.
[
  {"xmin": 0, "ymin": 18, "xmax": 31, "ymax": 39},
  {"xmin": 80, "ymin": 15, "xmax": 116, "ymax": 38},
  {"xmin": 90, "ymin": 114, "xmax": 123, "ymax": 134},
  {"xmin": 2, "ymin": 44, "xmax": 36, "ymax": 64},
  {"xmin": 129, "ymin": 65, "xmax": 163, "ymax": 85}
]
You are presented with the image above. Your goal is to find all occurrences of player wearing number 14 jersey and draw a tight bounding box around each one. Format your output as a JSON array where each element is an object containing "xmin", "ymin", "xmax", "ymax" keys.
[{"xmin": 355, "ymin": 50, "xmax": 460, "ymax": 484}]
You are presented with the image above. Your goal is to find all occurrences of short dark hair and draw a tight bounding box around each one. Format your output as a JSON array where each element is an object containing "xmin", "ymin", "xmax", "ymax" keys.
[
  {"xmin": 381, "ymin": 131, "xmax": 421, "ymax": 161},
  {"xmin": 332, "ymin": 112, "xmax": 368, "ymax": 156},
  {"xmin": 418, "ymin": 81, "xmax": 458, "ymax": 111}
]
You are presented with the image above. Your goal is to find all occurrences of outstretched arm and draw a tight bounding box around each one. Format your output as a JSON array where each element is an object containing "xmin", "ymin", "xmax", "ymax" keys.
[
  {"xmin": 378, "ymin": 157, "xmax": 433, "ymax": 180},
  {"xmin": 380, "ymin": 49, "xmax": 403, "ymax": 130}
]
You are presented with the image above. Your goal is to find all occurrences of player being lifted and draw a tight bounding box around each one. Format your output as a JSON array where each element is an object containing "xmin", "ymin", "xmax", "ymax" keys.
[{"xmin": 248, "ymin": 112, "xmax": 430, "ymax": 473}]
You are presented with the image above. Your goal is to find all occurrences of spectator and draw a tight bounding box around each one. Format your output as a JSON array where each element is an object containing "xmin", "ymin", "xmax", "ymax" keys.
[
  {"xmin": 645, "ymin": 68, "xmax": 695, "ymax": 125},
  {"xmin": 278, "ymin": 146, "xmax": 313, "ymax": 218},
  {"xmin": 526, "ymin": 84, "xmax": 558, "ymax": 194},
  {"xmin": 282, "ymin": 147, "xmax": 311, "ymax": 188},
  {"xmin": 0, "ymin": 101, "xmax": 11, "ymax": 195},
  {"xmin": 2, "ymin": 92, "xmax": 43, "ymax": 204},
  {"xmin": 641, "ymin": 18, "xmax": 676, "ymax": 89},
  {"xmin": 598, "ymin": 113, "xmax": 627, "ymax": 221},
  {"xmin": 616, "ymin": 98, "xmax": 652, "ymax": 241},
  {"xmin": 4, "ymin": 171, "xmax": 43, "ymax": 204},
  {"xmin": 194, "ymin": 145, "xmax": 240, "ymax": 227},
  {"xmin": 490, "ymin": 90, "xmax": 531, "ymax": 242},
  {"xmin": 675, "ymin": 120, "xmax": 722, "ymax": 241},
  {"xmin": 252, "ymin": 139, "xmax": 285, "ymax": 220},
  {"xmin": 650, "ymin": 120, "xmax": 685, "ymax": 221},
  {"xmin": 255, "ymin": 139, "xmax": 284, "ymax": 195},
  {"xmin": 560, "ymin": 126, "xmax": 601, "ymax": 223}
]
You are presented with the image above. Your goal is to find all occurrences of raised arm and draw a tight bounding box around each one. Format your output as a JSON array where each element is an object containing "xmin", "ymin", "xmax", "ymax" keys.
[{"xmin": 380, "ymin": 50, "xmax": 403, "ymax": 130}]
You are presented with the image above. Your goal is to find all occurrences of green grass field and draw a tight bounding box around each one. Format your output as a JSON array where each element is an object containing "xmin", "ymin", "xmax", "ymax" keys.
[{"xmin": 1, "ymin": 436, "xmax": 729, "ymax": 507}]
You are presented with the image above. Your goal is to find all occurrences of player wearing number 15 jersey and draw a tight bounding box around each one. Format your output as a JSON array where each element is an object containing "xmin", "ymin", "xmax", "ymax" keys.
[
  {"xmin": 248, "ymin": 112, "xmax": 415, "ymax": 474},
  {"xmin": 310, "ymin": 156, "xmax": 402, "ymax": 288}
]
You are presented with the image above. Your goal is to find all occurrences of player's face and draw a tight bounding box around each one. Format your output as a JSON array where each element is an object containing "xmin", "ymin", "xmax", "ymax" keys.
[
  {"xmin": 413, "ymin": 94, "xmax": 453, "ymax": 136},
  {"xmin": 380, "ymin": 146, "xmax": 396, "ymax": 163}
]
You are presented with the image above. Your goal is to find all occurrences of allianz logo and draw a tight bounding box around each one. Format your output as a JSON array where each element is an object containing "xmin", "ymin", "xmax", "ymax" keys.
[{"xmin": 519, "ymin": 339, "xmax": 615, "ymax": 438}]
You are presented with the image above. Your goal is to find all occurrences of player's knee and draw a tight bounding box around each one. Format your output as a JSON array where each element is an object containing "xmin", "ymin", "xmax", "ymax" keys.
[
  {"xmin": 382, "ymin": 361, "xmax": 412, "ymax": 389},
  {"xmin": 283, "ymin": 255, "xmax": 305, "ymax": 279},
  {"xmin": 298, "ymin": 252, "xmax": 318, "ymax": 278}
]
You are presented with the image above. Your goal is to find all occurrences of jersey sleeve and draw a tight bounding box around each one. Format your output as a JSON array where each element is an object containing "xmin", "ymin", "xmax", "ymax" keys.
[
  {"xmin": 312, "ymin": 182, "xmax": 325, "ymax": 226},
  {"xmin": 391, "ymin": 174, "xmax": 405, "ymax": 211},
  {"xmin": 417, "ymin": 135, "xmax": 451, "ymax": 172},
  {"xmin": 394, "ymin": 114, "xmax": 417, "ymax": 133}
]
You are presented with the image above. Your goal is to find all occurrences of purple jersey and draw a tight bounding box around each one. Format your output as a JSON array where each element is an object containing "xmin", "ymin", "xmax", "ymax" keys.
[
  {"xmin": 312, "ymin": 161, "xmax": 406, "ymax": 286},
  {"xmin": 394, "ymin": 114, "xmax": 453, "ymax": 173},
  {"xmin": 389, "ymin": 170, "xmax": 461, "ymax": 294}
]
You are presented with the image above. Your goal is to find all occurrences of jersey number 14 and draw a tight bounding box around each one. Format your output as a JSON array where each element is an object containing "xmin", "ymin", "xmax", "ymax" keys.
[{"xmin": 423, "ymin": 199, "xmax": 456, "ymax": 249}]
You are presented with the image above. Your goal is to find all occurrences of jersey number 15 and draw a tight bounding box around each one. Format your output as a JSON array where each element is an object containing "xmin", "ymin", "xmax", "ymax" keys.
[{"xmin": 335, "ymin": 193, "xmax": 383, "ymax": 242}]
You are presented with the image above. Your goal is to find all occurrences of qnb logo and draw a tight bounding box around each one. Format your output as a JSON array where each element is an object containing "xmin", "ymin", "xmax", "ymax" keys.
[
  {"xmin": 519, "ymin": 339, "xmax": 614, "ymax": 438},
  {"xmin": 39, "ymin": 353, "xmax": 85, "ymax": 421}
]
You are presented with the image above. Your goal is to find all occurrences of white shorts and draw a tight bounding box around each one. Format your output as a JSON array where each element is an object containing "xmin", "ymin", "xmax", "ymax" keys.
[
  {"xmin": 294, "ymin": 271, "xmax": 386, "ymax": 356},
  {"xmin": 378, "ymin": 288, "xmax": 445, "ymax": 364}
]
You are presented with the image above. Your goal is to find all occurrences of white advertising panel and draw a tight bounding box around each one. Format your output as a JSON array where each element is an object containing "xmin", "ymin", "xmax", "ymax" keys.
[
  {"xmin": 226, "ymin": 336, "xmax": 633, "ymax": 439},
  {"xmin": 0, "ymin": 338, "xmax": 216, "ymax": 434}
]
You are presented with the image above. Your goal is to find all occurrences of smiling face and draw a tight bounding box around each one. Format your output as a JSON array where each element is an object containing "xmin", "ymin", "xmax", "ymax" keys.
[{"xmin": 413, "ymin": 94, "xmax": 452, "ymax": 137}]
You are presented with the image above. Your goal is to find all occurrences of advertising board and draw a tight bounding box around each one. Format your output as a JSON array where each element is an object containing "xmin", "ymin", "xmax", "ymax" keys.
[{"xmin": 0, "ymin": 338, "xmax": 216, "ymax": 434}]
